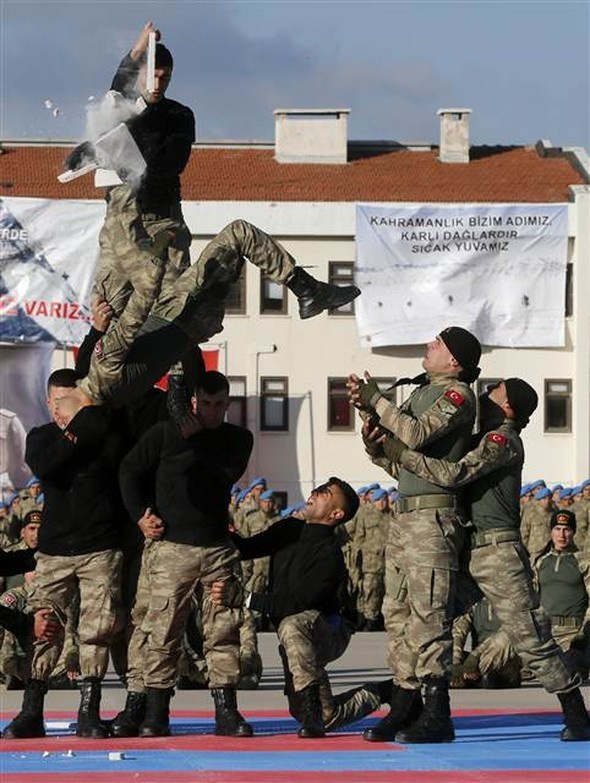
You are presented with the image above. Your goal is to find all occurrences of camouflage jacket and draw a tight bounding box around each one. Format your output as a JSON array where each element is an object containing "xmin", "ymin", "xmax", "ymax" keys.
[
  {"xmin": 367, "ymin": 372, "xmax": 476, "ymax": 497},
  {"xmin": 400, "ymin": 419, "xmax": 523, "ymax": 531}
]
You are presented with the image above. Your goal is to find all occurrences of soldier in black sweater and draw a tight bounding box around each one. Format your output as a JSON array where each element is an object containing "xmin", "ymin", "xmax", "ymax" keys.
[
  {"xmin": 115, "ymin": 371, "xmax": 254, "ymax": 739},
  {"xmin": 3, "ymin": 369, "xmax": 126, "ymax": 741},
  {"xmin": 214, "ymin": 477, "xmax": 392, "ymax": 738}
]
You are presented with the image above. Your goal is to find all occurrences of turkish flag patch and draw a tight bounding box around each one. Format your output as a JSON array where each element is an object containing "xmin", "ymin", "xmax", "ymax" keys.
[
  {"xmin": 94, "ymin": 339, "xmax": 104, "ymax": 358},
  {"xmin": 444, "ymin": 389, "xmax": 465, "ymax": 407},
  {"xmin": 488, "ymin": 432, "xmax": 507, "ymax": 446}
]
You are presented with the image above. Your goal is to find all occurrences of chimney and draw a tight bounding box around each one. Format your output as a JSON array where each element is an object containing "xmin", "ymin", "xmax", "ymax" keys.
[
  {"xmin": 437, "ymin": 108, "xmax": 471, "ymax": 163},
  {"xmin": 274, "ymin": 108, "xmax": 350, "ymax": 164}
]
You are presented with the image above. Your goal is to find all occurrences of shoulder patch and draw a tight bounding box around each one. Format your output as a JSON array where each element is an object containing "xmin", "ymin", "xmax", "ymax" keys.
[
  {"xmin": 0, "ymin": 593, "xmax": 17, "ymax": 608},
  {"xmin": 488, "ymin": 432, "xmax": 507, "ymax": 446},
  {"xmin": 444, "ymin": 389, "xmax": 466, "ymax": 407}
]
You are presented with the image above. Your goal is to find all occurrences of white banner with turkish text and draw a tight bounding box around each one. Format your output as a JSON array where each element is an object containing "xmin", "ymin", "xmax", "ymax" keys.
[{"xmin": 355, "ymin": 203, "xmax": 569, "ymax": 348}]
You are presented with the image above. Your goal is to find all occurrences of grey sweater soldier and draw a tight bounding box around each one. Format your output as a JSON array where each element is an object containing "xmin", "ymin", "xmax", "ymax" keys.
[
  {"xmin": 398, "ymin": 379, "xmax": 590, "ymax": 742},
  {"xmin": 348, "ymin": 326, "xmax": 481, "ymax": 744}
]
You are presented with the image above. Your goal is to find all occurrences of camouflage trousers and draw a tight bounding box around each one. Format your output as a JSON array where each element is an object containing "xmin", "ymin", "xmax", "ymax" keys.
[
  {"xmin": 278, "ymin": 610, "xmax": 381, "ymax": 728},
  {"xmin": 383, "ymin": 508, "xmax": 464, "ymax": 690},
  {"xmin": 177, "ymin": 602, "xmax": 262, "ymax": 687},
  {"xmin": 151, "ymin": 218, "xmax": 296, "ymax": 327},
  {"xmin": 361, "ymin": 570, "xmax": 385, "ymax": 621},
  {"xmin": 27, "ymin": 549, "xmax": 123, "ymax": 680},
  {"xmin": 79, "ymin": 185, "xmax": 191, "ymax": 403},
  {"xmin": 468, "ymin": 537, "xmax": 577, "ymax": 693},
  {"xmin": 126, "ymin": 539, "xmax": 243, "ymax": 691}
]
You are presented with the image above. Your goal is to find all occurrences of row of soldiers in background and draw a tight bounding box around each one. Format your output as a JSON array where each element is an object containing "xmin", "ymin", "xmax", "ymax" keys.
[
  {"xmin": 2, "ymin": 467, "xmax": 587, "ymax": 694},
  {"xmin": 225, "ymin": 474, "xmax": 590, "ymax": 644},
  {"xmin": 521, "ymin": 479, "xmax": 590, "ymax": 561},
  {"xmin": 0, "ymin": 477, "xmax": 44, "ymax": 549}
]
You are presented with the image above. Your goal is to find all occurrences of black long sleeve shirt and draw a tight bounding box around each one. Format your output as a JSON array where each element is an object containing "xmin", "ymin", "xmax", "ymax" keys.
[
  {"xmin": 119, "ymin": 420, "xmax": 253, "ymax": 546},
  {"xmin": 111, "ymin": 54, "xmax": 195, "ymax": 214},
  {"xmin": 231, "ymin": 518, "xmax": 347, "ymax": 625},
  {"xmin": 26, "ymin": 408, "xmax": 125, "ymax": 556}
]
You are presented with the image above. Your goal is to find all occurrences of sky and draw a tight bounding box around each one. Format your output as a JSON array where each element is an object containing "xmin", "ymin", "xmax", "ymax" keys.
[{"xmin": 1, "ymin": 0, "xmax": 589, "ymax": 149}]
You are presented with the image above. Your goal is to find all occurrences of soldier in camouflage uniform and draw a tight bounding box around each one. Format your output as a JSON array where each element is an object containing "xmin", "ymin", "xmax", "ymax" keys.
[
  {"xmin": 534, "ymin": 509, "xmax": 590, "ymax": 681},
  {"xmin": 3, "ymin": 370, "xmax": 124, "ymax": 741},
  {"xmin": 398, "ymin": 378, "xmax": 590, "ymax": 741},
  {"xmin": 521, "ymin": 486, "xmax": 555, "ymax": 561},
  {"xmin": 58, "ymin": 25, "xmax": 358, "ymax": 414},
  {"xmin": 18, "ymin": 477, "xmax": 43, "ymax": 518},
  {"xmin": 356, "ymin": 488, "xmax": 389, "ymax": 631},
  {"xmin": 348, "ymin": 326, "xmax": 481, "ymax": 743},
  {"xmin": 114, "ymin": 371, "xmax": 254, "ymax": 739}
]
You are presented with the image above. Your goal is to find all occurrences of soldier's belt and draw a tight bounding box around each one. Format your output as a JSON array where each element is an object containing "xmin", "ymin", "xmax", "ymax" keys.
[
  {"xmin": 550, "ymin": 615, "xmax": 583, "ymax": 628},
  {"xmin": 470, "ymin": 528, "xmax": 519, "ymax": 548},
  {"xmin": 397, "ymin": 494, "xmax": 458, "ymax": 513}
]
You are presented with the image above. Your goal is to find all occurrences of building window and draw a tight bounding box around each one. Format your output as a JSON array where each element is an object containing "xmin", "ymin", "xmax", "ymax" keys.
[
  {"xmin": 260, "ymin": 377, "xmax": 289, "ymax": 431},
  {"xmin": 260, "ymin": 274, "xmax": 287, "ymax": 314},
  {"xmin": 544, "ymin": 379, "xmax": 572, "ymax": 433},
  {"xmin": 227, "ymin": 377, "xmax": 247, "ymax": 427},
  {"xmin": 225, "ymin": 265, "xmax": 246, "ymax": 315},
  {"xmin": 328, "ymin": 261, "xmax": 356, "ymax": 315},
  {"xmin": 273, "ymin": 491, "xmax": 288, "ymax": 512},
  {"xmin": 328, "ymin": 378, "xmax": 354, "ymax": 431}
]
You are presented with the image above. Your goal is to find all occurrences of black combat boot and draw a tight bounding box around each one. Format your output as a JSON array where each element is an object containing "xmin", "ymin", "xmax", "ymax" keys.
[
  {"xmin": 278, "ymin": 644, "xmax": 302, "ymax": 721},
  {"xmin": 286, "ymin": 267, "xmax": 361, "ymax": 319},
  {"xmin": 138, "ymin": 688, "xmax": 173, "ymax": 737},
  {"xmin": 76, "ymin": 677, "xmax": 109, "ymax": 738},
  {"xmin": 557, "ymin": 688, "xmax": 590, "ymax": 741},
  {"xmin": 363, "ymin": 683, "xmax": 423, "ymax": 742},
  {"xmin": 212, "ymin": 687, "xmax": 254, "ymax": 736},
  {"xmin": 395, "ymin": 678, "xmax": 455, "ymax": 743},
  {"xmin": 111, "ymin": 691, "xmax": 147, "ymax": 738},
  {"xmin": 3, "ymin": 678, "xmax": 47, "ymax": 738},
  {"xmin": 297, "ymin": 683, "xmax": 325, "ymax": 738}
]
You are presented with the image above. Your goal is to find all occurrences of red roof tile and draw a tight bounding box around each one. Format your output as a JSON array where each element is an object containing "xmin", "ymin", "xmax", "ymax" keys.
[{"xmin": 0, "ymin": 143, "xmax": 585, "ymax": 203}]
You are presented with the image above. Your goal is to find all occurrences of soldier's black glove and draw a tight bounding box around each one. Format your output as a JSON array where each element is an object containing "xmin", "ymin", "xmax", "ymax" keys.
[
  {"xmin": 64, "ymin": 141, "xmax": 96, "ymax": 171},
  {"xmin": 358, "ymin": 378, "xmax": 384, "ymax": 411}
]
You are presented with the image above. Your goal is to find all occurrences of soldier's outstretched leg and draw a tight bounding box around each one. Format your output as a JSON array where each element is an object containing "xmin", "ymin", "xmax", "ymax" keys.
[{"xmin": 152, "ymin": 219, "xmax": 360, "ymax": 328}]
